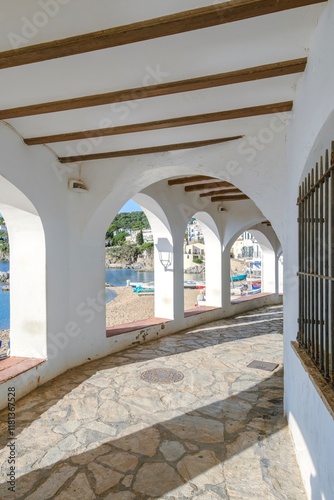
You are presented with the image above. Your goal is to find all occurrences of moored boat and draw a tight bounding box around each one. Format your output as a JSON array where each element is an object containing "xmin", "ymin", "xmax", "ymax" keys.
[
  {"xmin": 195, "ymin": 281, "xmax": 206, "ymax": 289},
  {"xmin": 184, "ymin": 280, "xmax": 197, "ymax": 289},
  {"xmin": 132, "ymin": 281, "xmax": 155, "ymax": 293},
  {"xmin": 129, "ymin": 281, "xmax": 154, "ymax": 289},
  {"xmin": 230, "ymin": 273, "xmax": 247, "ymax": 282},
  {"xmin": 133, "ymin": 285, "xmax": 154, "ymax": 293},
  {"xmin": 129, "ymin": 281, "xmax": 143, "ymax": 288}
]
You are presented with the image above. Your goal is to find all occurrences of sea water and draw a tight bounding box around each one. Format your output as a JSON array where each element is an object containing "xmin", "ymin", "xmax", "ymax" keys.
[
  {"xmin": 0, "ymin": 261, "xmax": 10, "ymax": 330},
  {"xmin": 0, "ymin": 267, "xmax": 155, "ymax": 330},
  {"xmin": 105, "ymin": 268, "xmax": 154, "ymax": 286},
  {"xmin": 0, "ymin": 267, "xmax": 204, "ymax": 330}
]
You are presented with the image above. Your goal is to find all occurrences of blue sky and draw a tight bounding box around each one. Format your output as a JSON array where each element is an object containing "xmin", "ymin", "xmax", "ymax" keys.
[{"xmin": 119, "ymin": 199, "xmax": 142, "ymax": 213}]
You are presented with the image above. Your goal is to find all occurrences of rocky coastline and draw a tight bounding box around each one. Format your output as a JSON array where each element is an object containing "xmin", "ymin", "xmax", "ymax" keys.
[
  {"xmin": 105, "ymin": 250, "xmax": 154, "ymax": 271},
  {"xmin": 0, "ymin": 271, "xmax": 9, "ymax": 283},
  {"xmin": 105, "ymin": 260, "xmax": 154, "ymax": 271},
  {"xmin": 0, "ymin": 329, "xmax": 9, "ymax": 356}
]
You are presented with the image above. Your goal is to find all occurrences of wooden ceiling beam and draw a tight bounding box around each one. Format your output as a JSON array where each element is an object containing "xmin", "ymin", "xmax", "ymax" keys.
[
  {"xmin": 185, "ymin": 181, "xmax": 233, "ymax": 192},
  {"xmin": 168, "ymin": 176, "xmax": 215, "ymax": 186},
  {"xmin": 0, "ymin": 1, "xmax": 325, "ymax": 69},
  {"xmin": 211, "ymin": 194, "xmax": 249, "ymax": 201},
  {"xmin": 58, "ymin": 136, "xmax": 242, "ymax": 163},
  {"xmin": 0, "ymin": 58, "xmax": 306, "ymax": 119},
  {"xmin": 200, "ymin": 188, "xmax": 241, "ymax": 197},
  {"xmin": 25, "ymin": 102, "xmax": 291, "ymax": 145}
]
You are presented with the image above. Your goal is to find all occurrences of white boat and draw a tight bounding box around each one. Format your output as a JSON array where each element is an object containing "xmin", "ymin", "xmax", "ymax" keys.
[
  {"xmin": 184, "ymin": 280, "xmax": 197, "ymax": 289},
  {"xmin": 140, "ymin": 281, "xmax": 154, "ymax": 289},
  {"xmin": 129, "ymin": 281, "xmax": 143, "ymax": 287},
  {"xmin": 130, "ymin": 281, "xmax": 154, "ymax": 290},
  {"xmin": 246, "ymin": 276, "xmax": 262, "ymax": 284}
]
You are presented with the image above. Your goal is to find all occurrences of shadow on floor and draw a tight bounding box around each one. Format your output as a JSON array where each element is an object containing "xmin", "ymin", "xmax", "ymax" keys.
[
  {"xmin": 0, "ymin": 306, "xmax": 283, "ymax": 434},
  {"xmin": 0, "ymin": 367, "xmax": 294, "ymax": 498}
]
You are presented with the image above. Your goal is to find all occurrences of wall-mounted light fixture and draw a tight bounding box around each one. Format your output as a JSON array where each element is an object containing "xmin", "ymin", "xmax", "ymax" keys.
[
  {"xmin": 159, "ymin": 250, "xmax": 172, "ymax": 271},
  {"xmin": 156, "ymin": 238, "xmax": 173, "ymax": 272},
  {"xmin": 68, "ymin": 164, "xmax": 88, "ymax": 193},
  {"xmin": 68, "ymin": 179, "xmax": 88, "ymax": 192}
]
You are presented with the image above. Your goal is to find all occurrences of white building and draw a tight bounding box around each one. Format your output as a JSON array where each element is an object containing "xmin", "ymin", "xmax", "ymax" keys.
[
  {"xmin": 186, "ymin": 219, "xmax": 204, "ymax": 242},
  {"xmin": 142, "ymin": 229, "xmax": 153, "ymax": 242},
  {"xmin": 231, "ymin": 232, "xmax": 262, "ymax": 259},
  {"xmin": 184, "ymin": 242, "xmax": 205, "ymax": 269},
  {"xmin": 0, "ymin": 2, "xmax": 333, "ymax": 498}
]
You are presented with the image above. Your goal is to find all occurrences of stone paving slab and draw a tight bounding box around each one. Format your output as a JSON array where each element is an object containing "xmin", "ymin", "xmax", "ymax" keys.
[{"xmin": 0, "ymin": 305, "xmax": 306, "ymax": 499}]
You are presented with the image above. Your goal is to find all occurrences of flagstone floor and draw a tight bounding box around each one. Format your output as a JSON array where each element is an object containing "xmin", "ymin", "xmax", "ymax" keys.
[{"xmin": 0, "ymin": 305, "xmax": 305, "ymax": 499}]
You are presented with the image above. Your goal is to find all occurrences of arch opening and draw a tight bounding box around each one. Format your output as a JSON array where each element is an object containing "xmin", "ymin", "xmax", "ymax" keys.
[
  {"xmin": 0, "ymin": 213, "xmax": 9, "ymax": 358},
  {"xmin": 183, "ymin": 216, "xmax": 206, "ymax": 311},
  {"xmin": 228, "ymin": 226, "xmax": 280, "ymax": 303},
  {"xmin": 0, "ymin": 175, "xmax": 47, "ymax": 360},
  {"xmin": 183, "ymin": 211, "xmax": 222, "ymax": 312},
  {"xmin": 229, "ymin": 231, "xmax": 262, "ymax": 300},
  {"xmin": 104, "ymin": 194, "xmax": 176, "ymax": 331}
]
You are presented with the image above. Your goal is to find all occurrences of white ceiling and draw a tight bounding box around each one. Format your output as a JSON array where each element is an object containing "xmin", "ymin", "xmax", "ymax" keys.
[{"xmin": 0, "ymin": 1, "xmax": 327, "ymax": 162}]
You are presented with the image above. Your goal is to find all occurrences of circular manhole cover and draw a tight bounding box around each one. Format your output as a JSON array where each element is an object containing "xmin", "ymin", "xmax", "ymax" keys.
[{"xmin": 140, "ymin": 368, "xmax": 184, "ymax": 384}]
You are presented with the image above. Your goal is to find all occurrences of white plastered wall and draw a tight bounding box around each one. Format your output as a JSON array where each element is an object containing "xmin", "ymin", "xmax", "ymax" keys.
[
  {"xmin": 0, "ymin": 202, "xmax": 46, "ymax": 358},
  {"xmin": 194, "ymin": 212, "xmax": 222, "ymax": 308},
  {"xmin": 0, "ymin": 123, "xmax": 71, "ymax": 404},
  {"xmin": 284, "ymin": 1, "xmax": 334, "ymax": 498},
  {"xmin": 133, "ymin": 192, "xmax": 181, "ymax": 320},
  {"xmin": 249, "ymin": 227, "xmax": 282, "ymax": 295},
  {"xmin": 0, "ymin": 103, "xmax": 286, "ymax": 408}
]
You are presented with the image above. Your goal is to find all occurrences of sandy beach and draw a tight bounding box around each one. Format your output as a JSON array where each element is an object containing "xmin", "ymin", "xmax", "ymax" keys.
[
  {"xmin": 0, "ymin": 259, "xmax": 248, "ymax": 352},
  {"xmin": 106, "ymin": 286, "xmax": 200, "ymax": 327},
  {"xmin": 0, "ymin": 288, "xmax": 201, "ymax": 352}
]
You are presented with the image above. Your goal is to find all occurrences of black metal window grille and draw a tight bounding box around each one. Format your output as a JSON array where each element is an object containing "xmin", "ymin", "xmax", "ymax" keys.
[{"xmin": 297, "ymin": 142, "xmax": 334, "ymax": 388}]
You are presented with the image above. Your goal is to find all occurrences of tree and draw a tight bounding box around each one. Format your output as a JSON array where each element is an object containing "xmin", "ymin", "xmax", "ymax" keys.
[
  {"xmin": 0, "ymin": 216, "xmax": 9, "ymax": 258},
  {"xmin": 193, "ymin": 256, "xmax": 203, "ymax": 264},
  {"xmin": 136, "ymin": 230, "xmax": 144, "ymax": 246},
  {"xmin": 112, "ymin": 231, "xmax": 127, "ymax": 246},
  {"xmin": 139, "ymin": 242, "xmax": 153, "ymax": 252},
  {"xmin": 106, "ymin": 229, "xmax": 114, "ymax": 241},
  {"xmin": 105, "ymin": 211, "xmax": 149, "ymax": 237}
]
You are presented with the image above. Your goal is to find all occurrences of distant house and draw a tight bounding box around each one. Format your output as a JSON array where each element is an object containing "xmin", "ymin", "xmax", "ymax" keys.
[
  {"xmin": 142, "ymin": 229, "xmax": 153, "ymax": 242},
  {"xmin": 185, "ymin": 242, "xmax": 205, "ymax": 256}
]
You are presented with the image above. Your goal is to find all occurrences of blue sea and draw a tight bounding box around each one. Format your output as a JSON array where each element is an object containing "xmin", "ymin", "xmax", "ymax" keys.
[
  {"xmin": 0, "ymin": 267, "xmax": 155, "ymax": 330},
  {"xmin": 0, "ymin": 267, "xmax": 203, "ymax": 330},
  {"xmin": 105, "ymin": 268, "xmax": 154, "ymax": 287},
  {"xmin": 0, "ymin": 261, "xmax": 9, "ymax": 330}
]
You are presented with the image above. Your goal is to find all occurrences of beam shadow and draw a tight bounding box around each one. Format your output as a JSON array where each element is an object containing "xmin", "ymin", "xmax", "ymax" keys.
[
  {"xmin": 0, "ymin": 368, "xmax": 293, "ymax": 498},
  {"xmin": 0, "ymin": 306, "xmax": 284, "ymax": 437}
]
